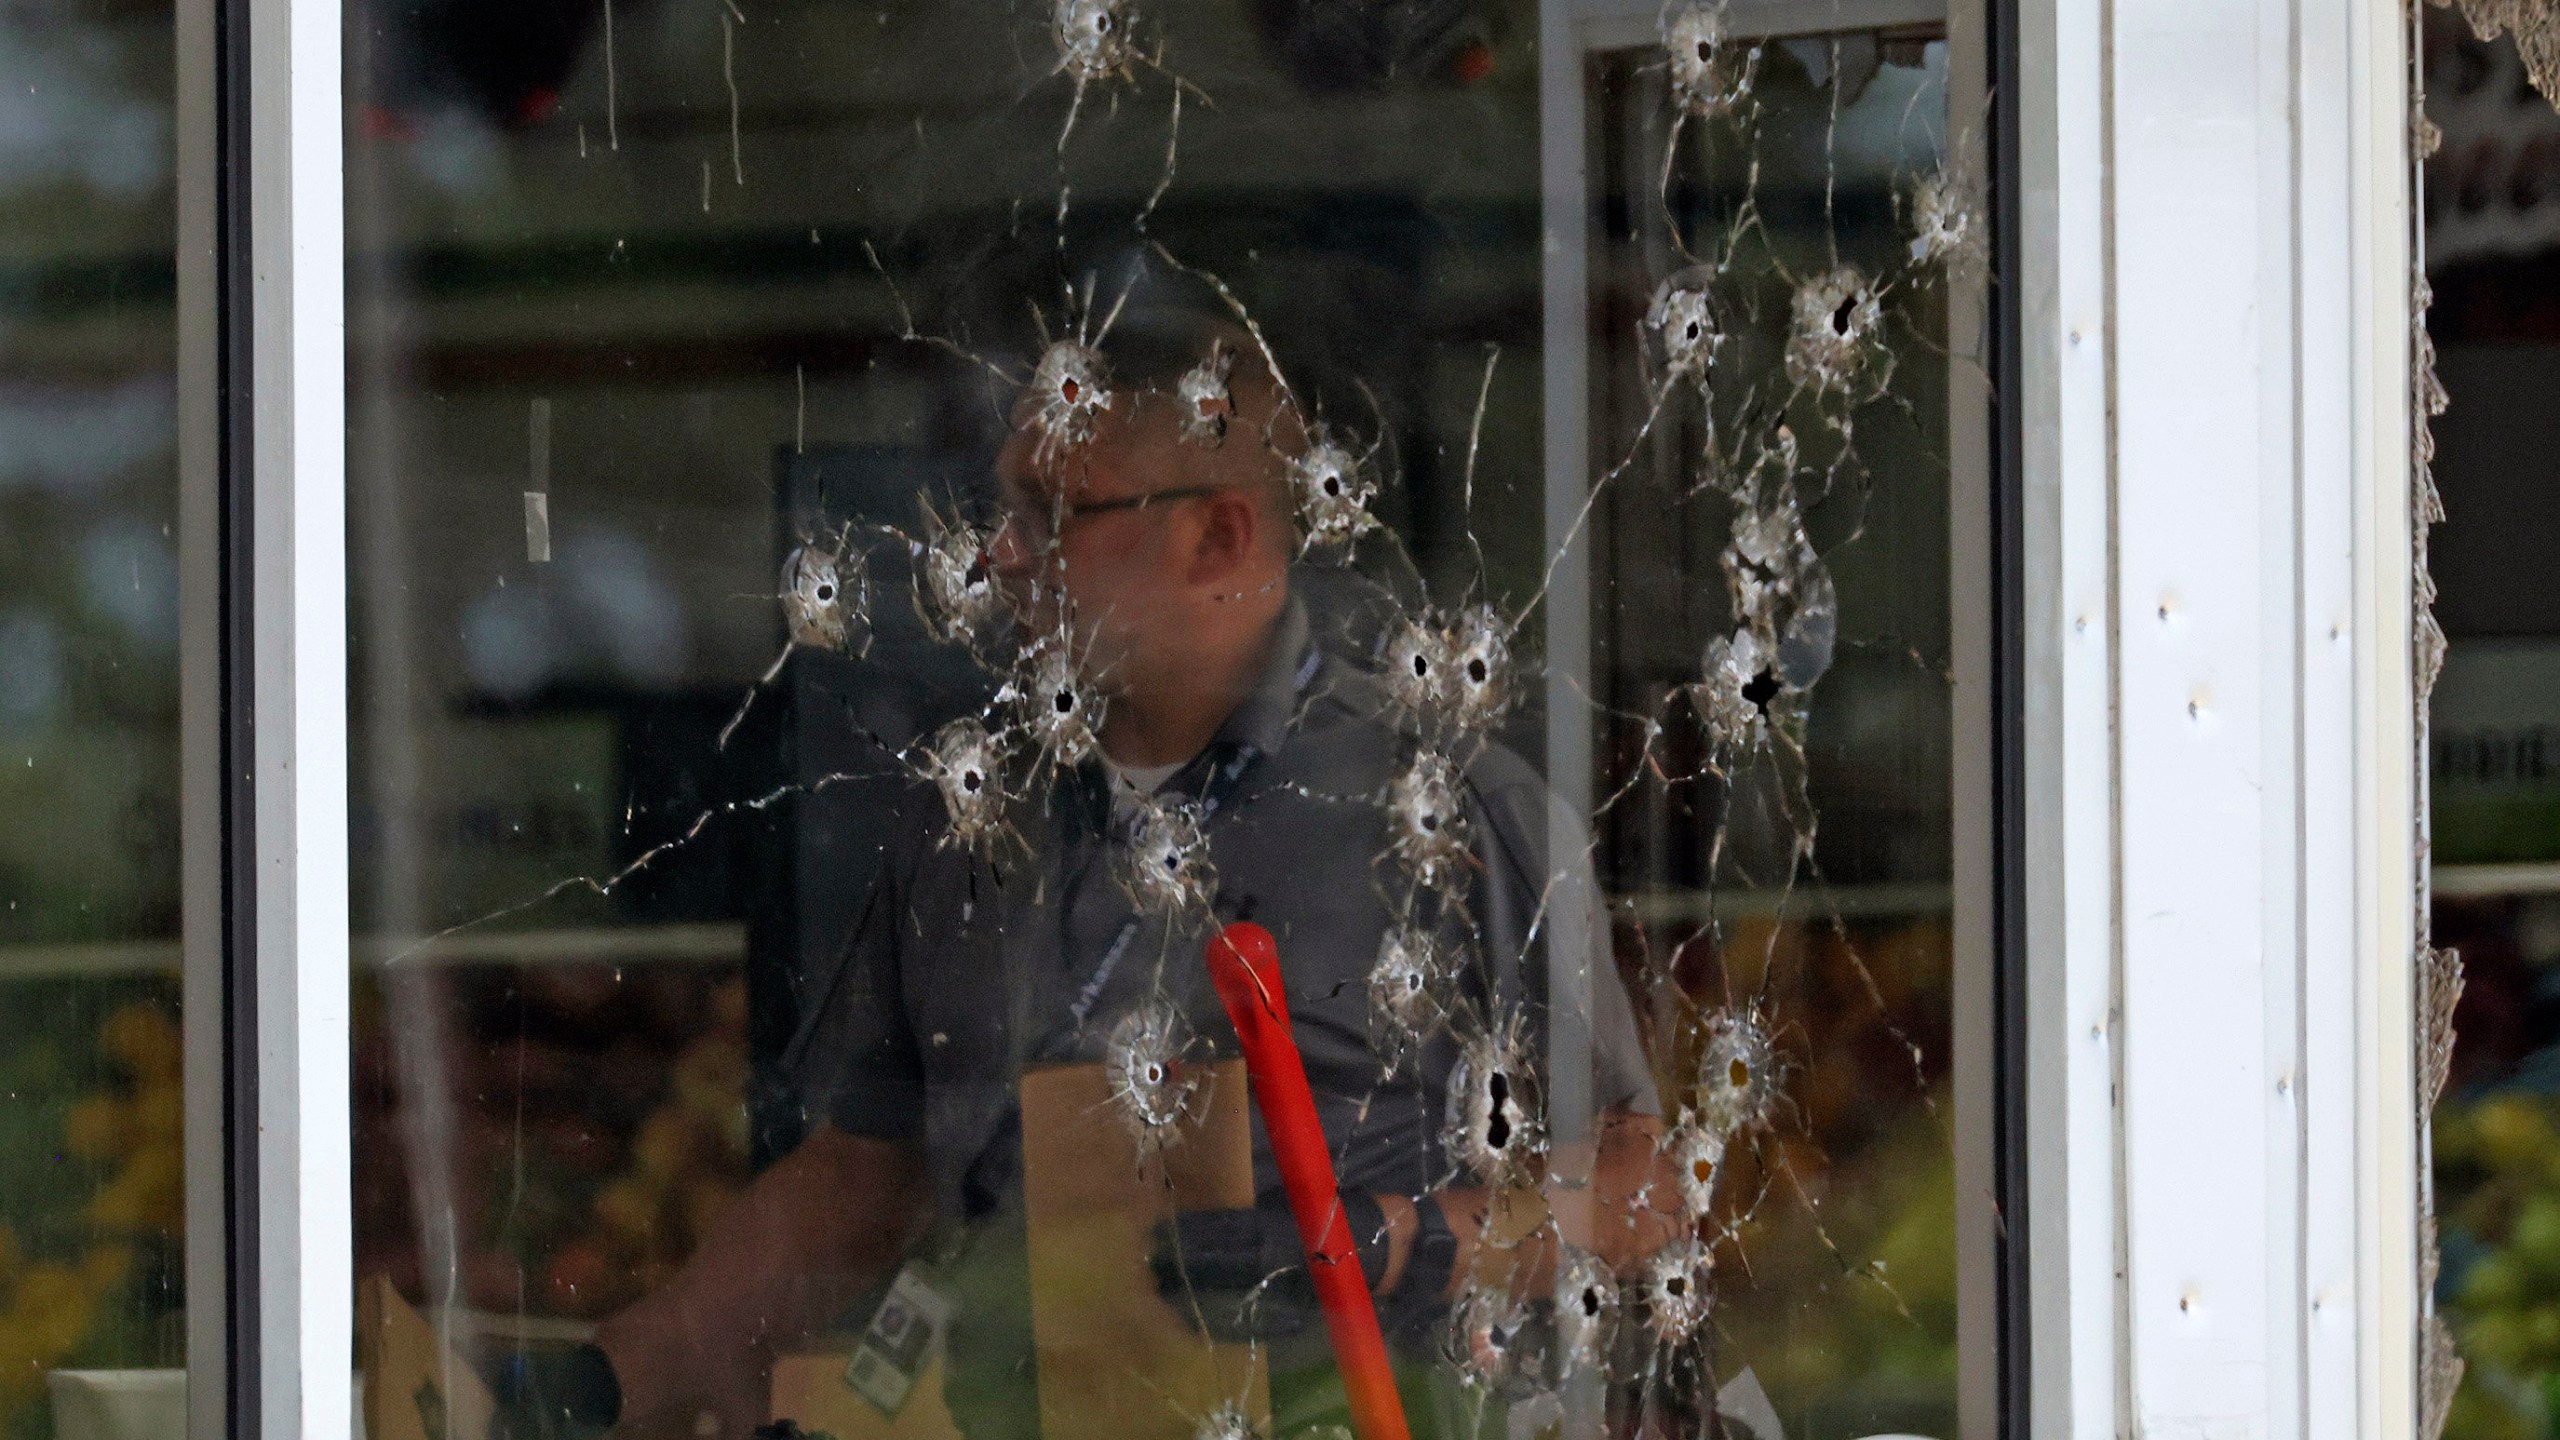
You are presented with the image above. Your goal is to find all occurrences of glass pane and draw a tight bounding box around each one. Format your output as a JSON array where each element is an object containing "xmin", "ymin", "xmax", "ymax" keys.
[
  {"xmin": 344, "ymin": 0, "xmax": 1982, "ymax": 1435},
  {"xmin": 0, "ymin": 0, "xmax": 187, "ymax": 1432},
  {"xmin": 1584, "ymin": 29, "xmax": 1963, "ymax": 1433},
  {"xmin": 2420, "ymin": 14, "xmax": 2560, "ymax": 1440}
]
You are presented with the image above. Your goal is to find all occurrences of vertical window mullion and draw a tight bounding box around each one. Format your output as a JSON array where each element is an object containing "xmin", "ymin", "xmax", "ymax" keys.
[
  {"xmin": 181, "ymin": 0, "xmax": 351, "ymax": 1429},
  {"xmin": 251, "ymin": 0, "xmax": 353, "ymax": 1421},
  {"xmin": 175, "ymin": 0, "xmax": 232, "ymax": 1424}
]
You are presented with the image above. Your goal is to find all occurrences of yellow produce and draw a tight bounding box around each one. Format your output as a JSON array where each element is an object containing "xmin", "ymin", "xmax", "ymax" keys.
[
  {"xmin": 2469, "ymin": 1093, "xmax": 2556, "ymax": 1177},
  {"xmin": 81, "ymin": 1242, "xmax": 135, "ymax": 1293},
  {"xmin": 84, "ymin": 1128, "xmax": 183, "ymax": 1234},
  {"xmin": 132, "ymin": 1077, "xmax": 182, "ymax": 1141},
  {"xmin": 98, "ymin": 1003, "xmax": 181, "ymax": 1084},
  {"xmin": 2443, "ymin": 1090, "xmax": 2560, "ymax": 1438},
  {"xmin": 62, "ymin": 1093, "xmax": 132, "ymax": 1162},
  {"xmin": 0, "ymin": 995, "xmax": 186, "ymax": 1440},
  {"xmin": 591, "ymin": 1175, "xmax": 664, "ymax": 1250},
  {"xmin": 631, "ymin": 1108, "xmax": 703, "ymax": 1184},
  {"xmin": 14, "ymin": 1262, "xmax": 99, "ymax": 1364},
  {"xmin": 680, "ymin": 1177, "xmax": 739, "ymax": 1246}
]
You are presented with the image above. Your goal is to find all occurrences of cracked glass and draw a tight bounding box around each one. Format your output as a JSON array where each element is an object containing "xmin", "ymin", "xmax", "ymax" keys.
[
  {"xmin": 2417, "ymin": 11, "xmax": 2560, "ymax": 1440},
  {"xmin": 343, "ymin": 0, "xmax": 1986, "ymax": 1436}
]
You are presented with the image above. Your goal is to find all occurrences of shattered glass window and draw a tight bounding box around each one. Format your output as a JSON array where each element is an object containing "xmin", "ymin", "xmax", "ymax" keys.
[
  {"xmin": 2416, "ymin": 12, "xmax": 2560, "ymax": 1440},
  {"xmin": 344, "ymin": 0, "xmax": 1986, "ymax": 1434}
]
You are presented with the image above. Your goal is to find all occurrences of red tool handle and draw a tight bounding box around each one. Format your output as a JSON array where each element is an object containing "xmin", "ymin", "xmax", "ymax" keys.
[{"xmin": 1204, "ymin": 923, "xmax": 1412, "ymax": 1440}]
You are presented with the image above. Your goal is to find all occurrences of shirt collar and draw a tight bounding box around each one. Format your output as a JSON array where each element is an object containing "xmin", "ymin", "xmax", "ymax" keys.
[{"xmin": 1059, "ymin": 590, "xmax": 1311, "ymax": 836}]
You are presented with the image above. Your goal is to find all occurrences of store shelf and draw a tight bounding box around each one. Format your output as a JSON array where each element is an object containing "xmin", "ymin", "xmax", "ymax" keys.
[
  {"xmin": 2434, "ymin": 862, "xmax": 2560, "ymax": 899},
  {"xmin": 1615, "ymin": 881, "xmax": 1953, "ymax": 927},
  {"xmin": 424, "ymin": 1306, "xmax": 599, "ymax": 1346},
  {"xmin": 361, "ymin": 921, "xmax": 747, "ymax": 969},
  {"xmin": 0, "ymin": 922, "xmax": 748, "ymax": 981},
  {"xmin": 0, "ymin": 939, "xmax": 184, "ymax": 981},
  {"xmin": 1621, "ymin": 865, "xmax": 2560, "ymax": 920}
]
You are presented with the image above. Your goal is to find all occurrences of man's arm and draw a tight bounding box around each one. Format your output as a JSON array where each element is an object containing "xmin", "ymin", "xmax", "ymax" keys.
[
  {"xmin": 1406, "ymin": 763, "xmax": 1675, "ymax": 1298},
  {"xmin": 1375, "ymin": 1100, "xmax": 1676, "ymax": 1301},
  {"xmin": 594, "ymin": 1122, "xmax": 929, "ymax": 1435}
]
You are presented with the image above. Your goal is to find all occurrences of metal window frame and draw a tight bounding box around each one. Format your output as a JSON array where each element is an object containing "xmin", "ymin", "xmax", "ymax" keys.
[
  {"xmin": 177, "ymin": 0, "xmax": 350, "ymax": 1432},
  {"xmin": 1979, "ymin": 3, "xmax": 2035, "ymax": 1436}
]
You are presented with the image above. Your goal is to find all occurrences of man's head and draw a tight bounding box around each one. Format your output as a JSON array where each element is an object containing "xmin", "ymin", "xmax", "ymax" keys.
[{"xmin": 987, "ymin": 307, "xmax": 1304, "ymax": 700}]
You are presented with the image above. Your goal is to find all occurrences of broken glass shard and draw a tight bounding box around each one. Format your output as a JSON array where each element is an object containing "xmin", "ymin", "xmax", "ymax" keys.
[
  {"xmin": 1190, "ymin": 1403, "xmax": 1255, "ymax": 1440},
  {"xmin": 1289, "ymin": 426, "xmax": 1381, "ymax": 548},
  {"xmin": 1553, "ymin": 1247, "xmax": 1620, "ymax": 1379},
  {"xmin": 1049, "ymin": 0, "xmax": 1146, "ymax": 155},
  {"xmin": 1719, "ymin": 481, "xmax": 1836, "ymax": 693},
  {"xmin": 1721, "ymin": 486, "xmax": 1807, "ymax": 633},
  {"xmin": 1908, "ymin": 163, "xmax": 1985, "ymax": 280},
  {"xmin": 1367, "ymin": 924, "xmax": 1453, "ymax": 1077},
  {"xmin": 1636, "ymin": 1237, "xmax": 1714, "ymax": 1347},
  {"xmin": 1645, "ymin": 269, "xmax": 1725, "ymax": 386},
  {"xmin": 1177, "ymin": 345, "xmax": 1235, "ymax": 447},
  {"xmin": 1442, "ymin": 1017, "xmax": 1543, "ymax": 1187},
  {"xmin": 921, "ymin": 716, "xmax": 1009, "ymax": 854},
  {"xmin": 1664, "ymin": 1, "xmax": 1757, "ymax": 120},
  {"xmin": 1690, "ymin": 628, "xmax": 1775, "ymax": 754},
  {"xmin": 1443, "ymin": 604, "xmax": 1515, "ymax": 734},
  {"xmin": 1028, "ymin": 340, "xmax": 1115, "ymax": 470},
  {"xmin": 1378, "ymin": 605, "xmax": 1516, "ymax": 738},
  {"xmin": 1775, "ymin": 564, "xmax": 1836, "ymax": 692},
  {"xmin": 914, "ymin": 501, "xmax": 1007, "ymax": 653},
  {"xmin": 778, "ymin": 537, "xmax": 868, "ymax": 655},
  {"xmin": 1053, "ymin": 0, "xmax": 1138, "ymax": 85},
  {"xmin": 1693, "ymin": 1006, "xmax": 1781, "ymax": 1138},
  {"xmin": 1665, "ymin": 1114, "xmax": 1726, "ymax": 1221},
  {"xmin": 1001, "ymin": 631, "xmax": 1108, "ymax": 774},
  {"xmin": 1119, "ymin": 790, "xmax": 1217, "ymax": 922},
  {"xmin": 1449, "ymin": 1281, "xmax": 1542, "ymax": 1395},
  {"xmin": 1386, "ymin": 749, "xmax": 1471, "ymax": 889},
  {"xmin": 1381, "ymin": 612, "xmax": 1449, "ymax": 724},
  {"xmin": 1105, "ymin": 999, "xmax": 1203, "ymax": 1157},
  {"xmin": 1784, "ymin": 264, "xmax": 1891, "ymax": 400}
]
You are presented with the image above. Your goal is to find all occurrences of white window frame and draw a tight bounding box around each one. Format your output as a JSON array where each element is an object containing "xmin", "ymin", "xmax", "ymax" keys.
[
  {"xmin": 2013, "ymin": 1, "xmax": 2419, "ymax": 1437},
  {"xmin": 169, "ymin": 0, "xmax": 2422, "ymax": 1433},
  {"xmin": 176, "ymin": 0, "xmax": 350, "ymax": 1432}
]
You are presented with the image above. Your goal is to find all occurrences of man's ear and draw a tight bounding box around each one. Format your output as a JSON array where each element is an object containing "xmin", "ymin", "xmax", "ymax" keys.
[{"xmin": 1187, "ymin": 489, "xmax": 1260, "ymax": 587}]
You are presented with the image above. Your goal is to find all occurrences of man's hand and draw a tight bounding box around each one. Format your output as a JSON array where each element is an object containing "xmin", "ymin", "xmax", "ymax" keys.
[
  {"xmin": 594, "ymin": 1124, "xmax": 926, "ymax": 1440},
  {"xmin": 1150, "ymin": 1190, "xmax": 1387, "ymax": 1340}
]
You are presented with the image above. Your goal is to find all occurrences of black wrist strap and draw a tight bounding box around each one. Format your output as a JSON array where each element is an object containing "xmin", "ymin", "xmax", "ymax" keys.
[
  {"xmin": 1334, "ymin": 1189, "xmax": 1393, "ymax": 1290},
  {"xmin": 488, "ymin": 1341, "xmax": 621, "ymax": 1438},
  {"xmin": 1378, "ymin": 1194, "xmax": 1458, "ymax": 1348},
  {"xmin": 559, "ymin": 1342, "xmax": 623, "ymax": 1431}
]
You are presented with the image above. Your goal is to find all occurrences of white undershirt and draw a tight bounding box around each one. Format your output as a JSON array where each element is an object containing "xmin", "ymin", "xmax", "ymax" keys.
[{"xmin": 1106, "ymin": 756, "xmax": 1188, "ymax": 798}]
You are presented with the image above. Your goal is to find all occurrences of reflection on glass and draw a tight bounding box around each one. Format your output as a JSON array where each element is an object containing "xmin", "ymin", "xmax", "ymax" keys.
[
  {"xmin": 346, "ymin": 0, "xmax": 1976, "ymax": 1436},
  {"xmin": 0, "ymin": 0, "xmax": 187, "ymax": 1433},
  {"xmin": 1585, "ymin": 30, "xmax": 1962, "ymax": 1434}
]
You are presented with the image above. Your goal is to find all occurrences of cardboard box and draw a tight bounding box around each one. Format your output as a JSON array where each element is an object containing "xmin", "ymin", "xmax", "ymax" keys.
[{"xmin": 1017, "ymin": 1058, "xmax": 1264, "ymax": 1440}]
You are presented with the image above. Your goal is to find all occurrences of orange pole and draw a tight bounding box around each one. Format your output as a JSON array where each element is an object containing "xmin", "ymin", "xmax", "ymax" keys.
[{"xmin": 1204, "ymin": 923, "xmax": 1412, "ymax": 1440}]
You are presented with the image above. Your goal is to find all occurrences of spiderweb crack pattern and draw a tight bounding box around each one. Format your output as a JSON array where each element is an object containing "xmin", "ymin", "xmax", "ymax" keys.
[{"xmin": 377, "ymin": 9, "xmax": 1986, "ymax": 1431}]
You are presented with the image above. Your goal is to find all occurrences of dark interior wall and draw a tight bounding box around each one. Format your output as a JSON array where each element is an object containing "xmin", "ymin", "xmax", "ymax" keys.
[{"xmin": 2433, "ymin": 335, "xmax": 2560, "ymax": 640}]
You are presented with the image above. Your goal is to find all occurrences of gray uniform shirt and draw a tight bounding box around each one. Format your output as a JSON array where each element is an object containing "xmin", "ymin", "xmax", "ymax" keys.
[{"xmin": 786, "ymin": 593, "xmax": 1657, "ymax": 1220}]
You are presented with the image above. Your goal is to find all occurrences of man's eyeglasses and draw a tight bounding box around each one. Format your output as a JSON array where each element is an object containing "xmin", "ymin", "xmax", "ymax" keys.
[{"xmin": 996, "ymin": 485, "xmax": 1225, "ymax": 543}]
